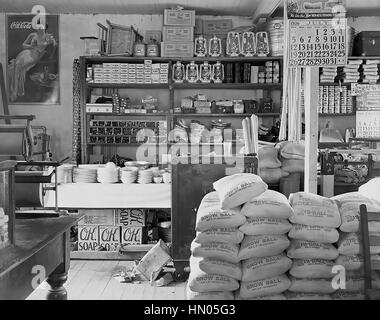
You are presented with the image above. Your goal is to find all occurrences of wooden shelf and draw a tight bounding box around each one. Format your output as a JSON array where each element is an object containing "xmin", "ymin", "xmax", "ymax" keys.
[
  {"xmin": 172, "ymin": 83, "xmax": 282, "ymax": 90},
  {"xmin": 319, "ymin": 113, "xmax": 356, "ymax": 117},
  {"xmin": 87, "ymin": 83, "xmax": 169, "ymax": 89},
  {"xmin": 83, "ymin": 56, "xmax": 282, "ymax": 63},
  {"xmin": 172, "ymin": 113, "xmax": 280, "ymax": 117},
  {"xmin": 86, "ymin": 112, "xmax": 169, "ymax": 116}
]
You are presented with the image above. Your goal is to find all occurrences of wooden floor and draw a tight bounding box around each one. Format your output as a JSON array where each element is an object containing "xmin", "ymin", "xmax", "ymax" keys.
[{"xmin": 27, "ymin": 260, "xmax": 186, "ymax": 300}]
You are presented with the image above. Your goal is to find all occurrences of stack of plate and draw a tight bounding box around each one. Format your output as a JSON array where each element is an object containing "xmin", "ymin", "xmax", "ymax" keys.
[
  {"xmin": 137, "ymin": 169, "xmax": 153, "ymax": 184},
  {"xmin": 73, "ymin": 167, "xmax": 98, "ymax": 183},
  {"xmin": 120, "ymin": 167, "xmax": 138, "ymax": 184},
  {"xmin": 266, "ymin": 18, "xmax": 284, "ymax": 57},
  {"xmin": 56, "ymin": 164, "xmax": 75, "ymax": 184},
  {"xmin": 97, "ymin": 167, "xmax": 120, "ymax": 184}
]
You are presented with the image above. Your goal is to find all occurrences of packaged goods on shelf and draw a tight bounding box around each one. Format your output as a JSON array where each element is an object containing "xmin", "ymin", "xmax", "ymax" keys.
[{"xmin": 164, "ymin": 9, "xmax": 195, "ymax": 26}]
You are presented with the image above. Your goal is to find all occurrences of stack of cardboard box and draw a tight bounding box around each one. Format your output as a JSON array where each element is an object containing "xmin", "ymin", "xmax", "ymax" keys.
[{"xmin": 161, "ymin": 9, "xmax": 195, "ymax": 57}]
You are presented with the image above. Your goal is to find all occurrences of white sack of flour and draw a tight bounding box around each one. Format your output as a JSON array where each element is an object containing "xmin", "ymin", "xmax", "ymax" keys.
[
  {"xmin": 235, "ymin": 293, "xmax": 287, "ymax": 300},
  {"xmin": 186, "ymin": 284, "xmax": 234, "ymax": 300},
  {"xmin": 277, "ymin": 141, "xmax": 305, "ymax": 160},
  {"xmin": 213, "ymin": 173, "xmax": 268, "ymax": 210},
  {"xmin": 286, "ymin": 292, "xmax": 332, "ymax": 300},
  {"xmin": 289, "ymin": 259, "xmax": 335, "ymax": 279},
  {"xmin": 241, "ymin": 190, "xmax": 293, "ymax": 219},
  {"xmin": 241, "ymin": 253, "xmax": 292, "ymax": 282},
  {"xmin": 281, "ymin": 159, "xmax": 305, "ymax": 173},
  {"xmin": 335, "ymin": 255, "xmax": 363, "ymax": 272},
  {"xmin": 331, "ymin": 291, "xmax": 365, "ymax": 300},
  {"xmin": 259, "ymin": 168, "xmax": 289, "ymax": 184},
  {"xmin": 190, "ymin": 256, "xmax": 242, "ymax": 281},
  {"xmin": 287, "ymin": 240, "xmax": 339, "ymax": 260},
  {"xmin": 188, "ymin": 264, "xmax": 240, "ymax": 293},
  {"xmin": 195, "ymin": 228, "xmax": 244, "ymax": 244},
  {"xmin": 289, "ymin": 192, "xmax": 341, "ymax": 228},
  {"xmin": 359, "ymin": 178, "xmax": 380, "ymax": 203},
  {"xmin": 191, "ymin": 241, "xmax": 240, "ymax": 264},
  {"xmin": 258, "ymin": 146, "xmax": 282, "ymax": 169},
  {"xmin": 337, "ymin": 233, "xmax": 361, "ymax": 256},
  {"xmin": 238, "ymin": 235, "xmax": 290, "ymax": 260},
  {"xmin": 288, "ymin": 277, "xmax": 336, "ymax": 294},
  {"xmin": 239, "ymin": 274, "xmax": 291, "ymax": 299},
  {"xmin": 196, "ymin": 192, "xmax": 246, "ymax": 232},
  {"xmin": 288, "ymin": 224, "xmax": 339, "ymax": 244},
  {"xmin": 239, "ymin": 217, "xmax": 292, "ymax": 236}
]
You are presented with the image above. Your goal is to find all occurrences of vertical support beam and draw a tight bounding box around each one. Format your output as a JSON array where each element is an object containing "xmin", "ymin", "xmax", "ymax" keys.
[
  {"xmin": 304, "ymin": 67, "xmax": 319, "ymax": 194},
  {"xmin": 0, "ymin": 63, "xmax": 11, "ymax": 124}
]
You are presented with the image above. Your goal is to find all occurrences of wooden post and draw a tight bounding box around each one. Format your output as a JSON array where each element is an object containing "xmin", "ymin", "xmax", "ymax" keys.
[{"xmin": 304, "ymin": 67, "xmax": 319, "ymax": 194}]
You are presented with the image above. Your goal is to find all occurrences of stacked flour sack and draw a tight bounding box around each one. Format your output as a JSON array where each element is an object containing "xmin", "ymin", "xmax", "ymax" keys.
[
  {"xmin": 286, "ymin": 192, "xmax": 341, "ymax": 300},
  {"xmin": 187, "ymin": 173, "xmax": 268, "ymax": 300},
  {"xmin": 257, "ymin": 145, "xmax": 289, "ymax": 185},
  {"xmin": 332, "ymin": 192, "xmax": 380, "ymax": 300},
  {"xmin": 237, "ymin": 189, "xmax": 293, "ymax": 300}
]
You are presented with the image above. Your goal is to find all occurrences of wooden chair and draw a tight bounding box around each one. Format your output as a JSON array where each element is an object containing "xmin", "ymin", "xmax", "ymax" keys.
[{"xmin": 360, "ymin": 204, "xmax": 380, "ymax": 300}]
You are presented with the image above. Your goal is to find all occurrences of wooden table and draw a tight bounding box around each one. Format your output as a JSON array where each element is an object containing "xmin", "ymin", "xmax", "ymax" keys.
[{"xmin": 0, "ymin": 215, "xmax": 80, "ymax": 300}]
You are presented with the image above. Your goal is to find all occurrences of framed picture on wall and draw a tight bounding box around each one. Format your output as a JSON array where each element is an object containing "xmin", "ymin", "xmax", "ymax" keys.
[{"xmin": 6, "ymin": 14, "xmax": 60, "ymax": 105}]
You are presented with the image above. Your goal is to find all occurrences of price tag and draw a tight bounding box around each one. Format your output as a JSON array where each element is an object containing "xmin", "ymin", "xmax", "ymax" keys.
[{"xmin": 288, "ymin": 19, "xmax": 347, "ymax": 68}]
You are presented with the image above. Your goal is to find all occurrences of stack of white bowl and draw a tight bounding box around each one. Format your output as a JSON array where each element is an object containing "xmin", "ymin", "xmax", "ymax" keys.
[
  {"xmin": 138, "ymin": 169, "xmax": 153, "ymax": 184},
  {"xmin": 120, "ymin": 167, "xmax": 139, "ymax": 184},
  {"xmin": 97, "ymin": 162, "xmax": 120, "ymax": 184}
]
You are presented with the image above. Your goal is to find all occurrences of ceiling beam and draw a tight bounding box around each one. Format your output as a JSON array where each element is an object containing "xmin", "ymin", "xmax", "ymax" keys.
[{"xmin": 252, "ymin": 0, "xmax": 282, "ymax": 24}]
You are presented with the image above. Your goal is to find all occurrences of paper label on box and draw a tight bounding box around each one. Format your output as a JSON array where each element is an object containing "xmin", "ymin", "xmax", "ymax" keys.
[
  {"xmin": 78, "ymin": 226, "xmax": 99, "ymax": 251},
  {"xmin": 121, "ymin": 227, "xmax": 143, "ymax": 245},
  {"xmin": 78, "ymin": 209, "xmax": 115, "ymax": 225},
  {"xmin": 99, "ymin": 226, "xmax": 120, "ymax": 251},
  {"xmin": 116, "ymin": 209, "xmax": 145, "ymax": 227}
]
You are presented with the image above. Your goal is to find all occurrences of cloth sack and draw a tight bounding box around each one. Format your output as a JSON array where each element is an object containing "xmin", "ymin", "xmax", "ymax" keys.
[
  {"xmin": 239, "ymin": 275, "xmax": 291, "ymax": 299},
  {"xmin": 288, "ymin": 277, "xmax": 336, "ymax": 294},
  {"xmin": 195, "ymin": 192, "xmax": 246, "ymax": 232},
  {"xmin": 235, "ymin": 293, "xmax": 287, "ymax": 300},
  {"xmin": 191, "ymin": 241, "xmax": 240, "ymax": 264},
  {"xmin": 241, "ymin": 253, "xmax": 292, "ymax": 282},
  {"xmin": 287, "ymin": 240, "xmax": 339, "ymax": 260},
  {"xmin": 331, "ymin": 291, "xmax": 365, "ymax": 300},
  {"xmin": 213, "ymin": 173, "xmax": 268, "ymax": 210},
  {"xmin": 259, "ymin": 168, "xmax": 290, "ymax": 184},
  {"xmin": 186, "ymin": 284, "xmax": 234, "ymax": 300},
  {"xmin": 190, "ymin": 256, "xmax": 242, "ymax": 281},
  {"xmin": 238, "ymin": 235, "xmax": 290, "ymax": 260},
  {"xmin": 239, "ymin": 218, "xmax": 292, "ymax": 236},
  {"xmin": 277, "ymin": 141, "xmax": 305, "ymax": 160},
  {"xmin": 288, "ymin": 224, "xmax": 339, "ymax": 244},
  {"xmin": 258, "ymin": 146, "xmax": 282, "ymax": 169},
  {"xmin": 289, "ymin": 259, "xmax": 335, "ymax": 279},
  {"xmin": 241, "ymin": 190, "xmax": 294, "ymax": 219},
  {"xmin": 335, "ymin": 255, "xmax": 363, "ymax": 272},
  {"xmin": 286, "ymin": 292, "xmax": 332, "ymax": 300},
  {"xmin": 195, "ymin": 228, "xmax": 244, "ymax": 244},
  {"xmin": 359, "ymin": 178, "xmax": 380, "ymax": 203},
  {"xmin": 281, "ymin": 159, "xmax": 305, "ymax": 173},
  {"xmin": 289, "ymin": 192, "xmax": 341, "ymax": 228},
  {"xmin": 188, "ymin": 266, "xmax": 240, "ymax": 293}
]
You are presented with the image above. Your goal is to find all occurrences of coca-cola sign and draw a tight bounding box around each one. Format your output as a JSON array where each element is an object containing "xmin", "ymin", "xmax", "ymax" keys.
[{"xmin": 10, "ymin": 21, "xmax": 33, "ymax": 29}]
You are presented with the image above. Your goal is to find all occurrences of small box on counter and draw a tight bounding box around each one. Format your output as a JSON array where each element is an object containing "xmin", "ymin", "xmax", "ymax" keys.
[
  {"xmin": 121, "ymin": 226, "xmax": 147, "ymax": 245},
  {"xmin": 163, "ymin": 26, "xmax": 194, "ymax": 42},
  {"xmin": 161, "ymin": 42, "xmax": 194, "ymax": 57},
  {"xmin": 164, "ymin": 9, "xmax": 195, "ymax": 26},
  {"xmin": 116, "ymin": 209, "xmax": 146, "ymax": 227},
  {"xmin": 99, "ymin": 226, "xmax": 120, "ymax": 252},
  {"xmin": 78, "ymin": 225, "xmax": 99, "ymax": 251}
]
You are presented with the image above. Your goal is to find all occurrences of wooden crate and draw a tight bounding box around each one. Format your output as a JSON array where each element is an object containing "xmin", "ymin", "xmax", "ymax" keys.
[
  {"xmin": 78, "ymin": 225, "xmax": 99, "ymax": 251},
  {"xmin": 163, "ymin": 26, "xmax": 194, "ymax": 43},
  {"xmin": 115, "ymin": 209, "xmax": 146, "ymax": 227},
  {"xmin": 161, "ymin": 42, "xmax": 194, "ymax": 58},
  {"xmin": 164, "ymin": 9, "xmax": 195, "ymax": 26},
  {"xmin": 203, "ymin": 19, "xmax": 233, "ymax": 35},
  {"xmin": 99, "ymin": 225, "xmax": 120, "ymax": 251}
]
